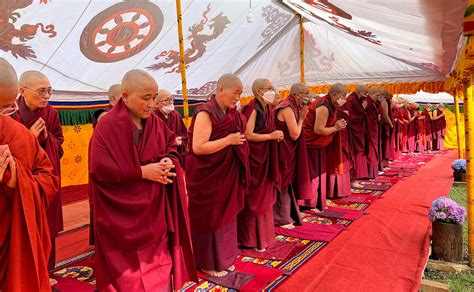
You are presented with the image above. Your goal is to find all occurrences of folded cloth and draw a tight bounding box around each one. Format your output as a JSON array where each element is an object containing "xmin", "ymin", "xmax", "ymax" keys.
[
  {"xmin": 205, "ymin": 270, "xmax": 255, "ymax": 289},
  {"xmin": 275, "ymin": 222, "xmax": 345, "ymax": 241},
  {"xmin": 235, "ymin": 261, "xmax": 286, "ymax": 292}
]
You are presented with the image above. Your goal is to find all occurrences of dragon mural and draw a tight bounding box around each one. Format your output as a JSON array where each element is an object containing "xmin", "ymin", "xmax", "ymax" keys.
[
  {"xmin": 0, "ymin": 0, "xmax": 57, "ymax": 59},
  {"xmin": 146, "ymin": 4, "xmax": 231, "ymax": 73}
]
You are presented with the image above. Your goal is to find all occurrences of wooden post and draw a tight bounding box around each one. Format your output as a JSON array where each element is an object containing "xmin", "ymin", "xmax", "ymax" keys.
[
  {"xmin": 299, "ymin": 14, "xmax": 305, "ymax": 84},
  {"xmin": 175, "ymin": 0, "xmax": 191, "ymax": 127},
  {"xmin": 454, "ymin": 89, "xmax": 464, "ymax": 159},
  {"xmin": 465, "ymin": 75, "xmax": 474, "ymax": 265}
]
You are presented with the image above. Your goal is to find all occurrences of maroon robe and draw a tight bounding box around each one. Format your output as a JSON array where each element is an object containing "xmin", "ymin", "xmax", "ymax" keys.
[
  {"xmin": 401, "ymin": 108, "xmax": 410, "ymax": 152},
  {"xmin": 392, "ymin": 107, "xmax": 402, "ymax": 158},
  {"xmin": 237, "ymin": 99, "xmax": 278, "ymax": 250},
  {"xmin": 13, "ymin": 95, "xmax": 64, "ymax": 270},
  {"xmin": 89, "ymin": 99, "xmax": 196, "ymax": 291},
  {"xmin": 186, "ymin": 96, "xmax": 250, "ymax": 271},
  {"xmin": 416, "ymin": 111, "xmax": 426, "ymax": 153},
  {"xmin": 407, "ymin": 109, "xmax": 417, "ymax": 152},
  {"xmin": 365, "ymin": 97, "xmax": 380, "ymax": 178},
  {"xmin": 432, "ymin": 108, "xmax": 446, "ymax": 150},
  {"xmin": 155, "ymin": 109, "xmax": 188, "ymax": 168},
  {"xmin": 344, "ymin": 92, "xmax": 368, "ymax": 179},
  {"xmin": 273, "ymin": 96, "xmax": 312, "ymax": 226},
  {"xmin": 380, "ymin": 101, "xmax": 394, "ymax": 166},
  {"xmin": 303, "ymin": 95, "xmax": 342, "ymax": 208}
]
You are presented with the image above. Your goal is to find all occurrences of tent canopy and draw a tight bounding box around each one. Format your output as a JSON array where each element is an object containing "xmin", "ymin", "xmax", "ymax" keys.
[
  {"xmin": 398, "ymin": 90, "xmax": 461, "ymax": 104},
  {"xmin": 0, "ymin": 0, "xmax": 466, "ymax": 101}
]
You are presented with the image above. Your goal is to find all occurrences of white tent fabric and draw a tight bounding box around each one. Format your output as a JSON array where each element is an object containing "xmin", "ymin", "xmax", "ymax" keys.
[
  {"xmin": 0, "ymin": 0, "xmax": 466, "ymax": 101},
  {"xmin": 398, "ymin": 91, "xmax": 462, "ymax": 104}
]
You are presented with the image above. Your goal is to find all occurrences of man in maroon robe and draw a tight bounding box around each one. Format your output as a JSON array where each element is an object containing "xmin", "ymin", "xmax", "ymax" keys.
[
  {"xmin": 344, "ymin": 85, "xmax": 369, "ymax": 184},
  {"xmin": 92, "ymin": 84, "xmax": 121, "ymax": 127},
  {"xmin": 187, "ymin": 74, "xmax": 250, "ymax": 277},
  {"xmin": 303, "ymin": 83, "xmax": 347, "ymax": 207},
  {"xmin": 238, "ymin": 79, "xmax": 282, "ymax": 252},
  {"xmin": 365, "ymin": 87, "xmax": 381, "ymax": 178},
  {"xmin": 379, "ymin": 89, "xmax": 394, "ymax": 168},
  {"xmin": 423, "ymin": 104, "xmax": 433, "ymax": 151},
  {"xmin": 12, "ymin": 71, "xmax": 64, "ymax": 270},
  {"xmin": 407, "ymin": 103, "xmax": 418, "ymax": 153},
  {"xmin": 432, "ymin": 103, "xmax": 446, "ymax": 150},
  {"xmin": 0, "ymin": 58, "xmax": 59, "ymax": 291},
  {"xmin": 155, "ymin": 89, "xmax": 188, "ymax": 167},
  {"xmin": 273, "ymin": 83, "xmax": 312, "ymax": 229},
  {"xmin": 89, "ymin": 69, "xmax": 197, "ymax": 291}
]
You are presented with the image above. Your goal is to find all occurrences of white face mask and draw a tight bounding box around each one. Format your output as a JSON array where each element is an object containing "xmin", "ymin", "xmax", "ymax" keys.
[
  {"xmin": 161, "ymin": 104, "xmax": 174, "ymax": 114},
  {"xmin": 262, "ymin": 90, "xmax": 276, "ymax": 104}
]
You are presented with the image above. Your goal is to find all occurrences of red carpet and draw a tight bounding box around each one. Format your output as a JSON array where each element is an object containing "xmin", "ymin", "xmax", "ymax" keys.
[
  {"xmin": 276, "ymin": 151, "xmax": 455, "ymax": 292},
  {"xmin": 56, "ymin": 226, "xmax": 92, "ymax": 263}
]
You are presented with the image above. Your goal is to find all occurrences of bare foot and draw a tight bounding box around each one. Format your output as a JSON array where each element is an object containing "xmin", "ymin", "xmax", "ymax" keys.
[
  {"xmin": 201, "ymin": 268, "xmax": 228, "ymax": 277},
  {"xmin": 227, "ymin": 265, "xmax": 235, "ymax": 272},
  {"xmin": 254, "ymin": 248, "xmax": 266, "ymax": 252},
  {"xmin": 49, "ymin": 278, "xmax": 57, "ymax": 286},
  {"xmin": 280, "ymin": 223, "xmax": 295, "ymax": 229}
]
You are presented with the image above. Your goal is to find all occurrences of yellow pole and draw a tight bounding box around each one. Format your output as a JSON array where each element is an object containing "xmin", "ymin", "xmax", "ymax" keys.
[
  {"xmin": 454, "ymin": 89, "xmax": 463, "ymax": 159},
  {"xmin": 299, "ymin": 14, "xmax": 305, "ymax": 84},
  {"xmin": 175, "ymin": 0, "xmax": 190, "ymax": 127},
  {"xmin": 465, "ymin": 76, "xmax": 474, "ymax": 265}
]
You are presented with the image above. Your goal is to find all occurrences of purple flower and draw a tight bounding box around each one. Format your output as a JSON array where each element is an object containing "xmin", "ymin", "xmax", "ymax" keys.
[
  {"xmin": 436, "ymin": 212, "xmax": 447, "ymax": 220},
  {"xmin": 428, "ymin": 197, "xmax": 466, "ymax": 224}
]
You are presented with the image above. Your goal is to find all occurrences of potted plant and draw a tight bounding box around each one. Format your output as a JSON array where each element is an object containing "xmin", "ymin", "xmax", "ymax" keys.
[
  {"xmin": 428, "ymin": 197, "xmax": 466, "ymax": 262},
  {"xmin": 451, "ymin": 159, "xmax": 466, "ymax": 182}
]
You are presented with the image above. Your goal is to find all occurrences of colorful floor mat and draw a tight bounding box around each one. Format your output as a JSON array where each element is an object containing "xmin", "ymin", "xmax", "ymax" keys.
[{"xmin": 50, "ymin": 151, "xmax": 441, "ymax": 291}]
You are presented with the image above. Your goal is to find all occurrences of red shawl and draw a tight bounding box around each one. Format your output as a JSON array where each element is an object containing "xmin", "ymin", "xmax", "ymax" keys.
[
  {"xmin": 365, "ymin": 97, "xmax": 380, "ymax": 164},
  {"xmin": 0, "ymin": 116, "xmax": 58, "ymax": 292},
  {"xmin": 186, "ymin": 95, "xmax": 250, "ymax": 231},
  {"xmin": 89, "ymin": 100, "xmax": 196, "ymax": 290},
  {"xmin": 274, "ymin": 96, "xmax": 312, "ymax": 199},
  {"xmin": 303, "ymin": 95, "xmax": 343, "ymax": 174},
  {"xmin": 344, "ymin": 92, "xmax": 366, "ymax": 155},
  {"xmin": 13, "ymin": 96, "xmax": 64, "ymax": 237},
  {"xmin": 240, "ymin": 99, "xmax": 279, "ymax": 216}
]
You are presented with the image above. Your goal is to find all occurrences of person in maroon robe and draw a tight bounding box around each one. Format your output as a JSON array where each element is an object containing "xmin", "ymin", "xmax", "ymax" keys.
[
  {"xmin": 238, "ymin": 78, "xmax": 282, "ymax": 252},
  {"xmin": 0, "ymin": 58, "xmax": 60, "ymax": 291},
  {"xmin": 89, "ymin": 69, "xmax": 197, "ymax": 291},
  {"xmin": 423, "ymin": 104, "xmax": 433, "ymax": 151},
  {"xmin": 391, "ymin": 99, "xmax": 402, "ymax": 159},
  {"xmin": 364, "ymin": 87, "xmax": 381, "ymax": 178},
  {"xmin": 407, "ymin": 103, "xmax": 418, "ymax": 153},
  {"xmin": 416, "ymin": 106, "xmax": 427, "ymax": 153},
  {"xmin": 432, "ymin": 103, "xmax": 446, "ymax": 150},
  {"xmin": 379, "ymin": 89, "xmax": 394, "ymax": 168},
  {"xmin": 273, "ymin": 83, "xmax": 312, "ymax": 229},
  {"xmin": 12, "ymin": 71, "xmax": 63, "ymax": 271},
  {"xmin": 89, "ymin": 84, "xmax": 120, "ymax": 245},
  {"xmin": 304, "ymin": 83, "xmax": 347, "ymax": 206},
  {"xmin": 400, "ymin": 101, "xmax": 411, "ymax": 153},
  {"xmin": 154, "ymin": 89, "xmax": 188, "ymax": 167},
  {"xmin": 186, "ymin": 74, "xmax": 250, "ymax": 277},
  {"xmin": 345, "ymin": 85, "xmax": 369, "ymax": 184}
]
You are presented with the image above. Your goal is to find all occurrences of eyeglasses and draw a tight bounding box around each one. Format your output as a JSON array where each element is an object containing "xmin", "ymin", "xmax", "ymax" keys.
[
  {"xmin": 23, "ymin": 87, "xmax": 54, "ymax": 96},
  {"xmin": 0, "ymin": 101, "xmax": 18, "ymax": 116}
]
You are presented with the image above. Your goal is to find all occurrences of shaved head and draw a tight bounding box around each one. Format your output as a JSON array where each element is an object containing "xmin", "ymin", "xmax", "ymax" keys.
[
  {"xmin": 107, "ymin": 83, "xmax": 121, "ymax": 106},
  {"xmin": 19, "ymin": 70, "xmax": 48, "ymax": 88},
  {"xmin": 355, "ymin": 84, "xmax": 369, "ymax": 97},
  {"xmin": 215, "ymin": 73, "xmax": 243, "ymax": 110},
  {"xmin": 328, "ymin": 83, "xmax": 347, "ymax": 97},
  {"xmin": 0, "ymin": 58, "xmax": 19, "ymax": 107},
  {"xmin": 121, "ymin": 69, "xmax": 158, "ymax": 120},
  {"xmin": 252, "ymin": 78, "xmax": 271, "ymax": 97},
  {"xmin": 158, "ymin": 89, "xmax": 172, "ymax": 100},
  {"xmin": 217, "ymin": 73, "xmax": 242, "ymax": 91},
  {"xmin": 290, "ymin": 82, "xmax": 308, "ymax": 96}
]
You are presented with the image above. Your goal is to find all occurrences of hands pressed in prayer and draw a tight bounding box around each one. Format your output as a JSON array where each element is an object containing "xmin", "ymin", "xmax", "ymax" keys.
[
  {"xmin": 141, "ymin": 160, "xmax": 176, "ymax": 185},
  {"xmin": 362, "ymin": 100, "xmax": 368, "ymax": 109},
  {"xmin": 226, "ymin": 132, "xmax": 246, "ymax": 146},
  {"xmin": 0, "ymin": 145, "xmax": 17, "ymax": 188},
  {"xmin": 299, "ymin": 105, "xmax": 309, "ymax": 121},
  {"xmin": 335, "ymin": 119, "xmax": 347, "ymax": 131},
  {"xmin": 29, "ymin": 118, "xmax": 46, "ymax": 138},
  {"xmin": 175, "ymin": 136, "xmax": 183, "ymax": 146}
]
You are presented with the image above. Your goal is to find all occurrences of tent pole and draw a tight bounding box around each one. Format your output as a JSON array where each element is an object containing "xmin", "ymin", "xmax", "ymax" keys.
[
  {"xmin": 454, "ymin": 89, "xmax": 464, "ymax": 159},
  {"xmin": 175, "ymin": 0, "xmax": 190, "ymax": 127},
  {"xmin": 465, "ymin": 75, "xmax": 474, "ymax": 265},
  {"xmin": 299, "ymin": 14, "xmax": 305, "ymax": 84}
]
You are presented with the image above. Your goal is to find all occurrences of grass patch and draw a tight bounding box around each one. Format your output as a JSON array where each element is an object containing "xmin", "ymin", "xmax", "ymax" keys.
[{"xmin": 424, "ymin": 182, "xmax": 473, "ymax": 291}]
